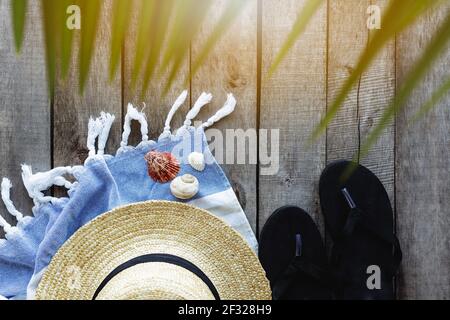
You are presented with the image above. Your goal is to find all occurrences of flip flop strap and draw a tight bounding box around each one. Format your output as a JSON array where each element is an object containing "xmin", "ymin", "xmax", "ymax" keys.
[
  {"xmin": 272, "ymin": 257, "xmax": 330, "ymax": 300},
  {"xmin": 336, "ymin": 208, "xmax": 402, "ymax": 276}
]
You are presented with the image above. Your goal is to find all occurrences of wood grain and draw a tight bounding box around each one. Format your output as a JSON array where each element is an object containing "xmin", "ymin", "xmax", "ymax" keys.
[
  {"xmin": 0, "ymin": 0, "xmax": 50, "ymax": 237},
  {"xmin": 1, "ymin": 0, "xmax": 450, "ymax": 299},
  {"xmin": 327, "ymin": 0, "xmax": 397, "ymax": 295},
  {"xmin": 259, "ymin": 0, "xmax": 328, "ymax": 232},
  {"xmin": 396, "ymin": 4, "xmax": 450, "ymax": 300},
  {"xmin": 327, "ymin": 0, "xmax": 368, "ymax": 162},
  {"xmin": 359, "ymin": 0, "xmax": 395, "ymax": 202},
  {"xmin": 327, "ymin": 0, "xmax": 395, "ymax": 200},
  {"xmin": 191, "ymin": 0, "xmax": 259, "ymax": 232},
  {"xmin": 53, "ymin": 0, "xmax": 122, "ymax": 168}
]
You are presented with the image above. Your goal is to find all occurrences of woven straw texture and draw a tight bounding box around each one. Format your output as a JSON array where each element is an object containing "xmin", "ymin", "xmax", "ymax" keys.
[{"xmin": 36, "ymin": 201, "xmax": 271, "ymax": 300}]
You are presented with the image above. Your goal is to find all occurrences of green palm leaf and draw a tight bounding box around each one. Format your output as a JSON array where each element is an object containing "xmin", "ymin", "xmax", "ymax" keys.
[
  {"xmin": 163, "ymin": 0, "xmax": 213, "ymax": 94},
  {"xmin": 11, "ymin": 0, "xmax": 27, "ymax": 53},
  {"xmin": 140, "ymin": 0, "xmax": 175, "ymax": 98},
  {"xmin": 109, "ymin": 0, "xmax": 133, "ymax": 80},
  {"xmin": 359, "ymin": 11, "xmax": 450, "ymax": 160},
  {"xmin": 130, "ymin": 0, "xmax": 157, "ymax": 88},
  {"xmin": 189, "ymin": 0, "xmax": 251, "ymax": 82},
  {"xmin": 59, "ymin": 0, "xmax": 76, "ymax": 79},
  {"xmin": 41, "ymin": 0, "xmax": 57, "ymax": 95},
  {"xmin": 268, "ymin": 0, "xmax": 324, "ymax": 77},
  {"xmin": 311, "ymin": 0, "xmax": 442, "ymax": 141},
  {"xmin": 78, "ymin": 0, "xmax": 101, "ymax": 94},
  {"xmin": 159, "ymin": 0, "xmax": 193, "ymax": 72},
  {"xmin": 411, "ymin": 75, "xmax": 450, "ymax": 123}
]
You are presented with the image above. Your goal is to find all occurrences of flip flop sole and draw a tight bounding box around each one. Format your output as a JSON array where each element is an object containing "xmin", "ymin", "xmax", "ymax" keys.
[
  {"xmin": 259, "ymin": 206, "xmax": 331, "ymax": 300},
  {"xmin": 319, "ymin": 160, "xmax": 398, "ymax": 300}
]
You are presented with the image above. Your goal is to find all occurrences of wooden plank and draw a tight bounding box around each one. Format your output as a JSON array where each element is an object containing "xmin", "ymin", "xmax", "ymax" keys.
[
  {"xmin": 327, "ymin": 0, "xmax": 397, "ymax": 294},
  {"xmin": 327, "ymin": 0, "xmax": 395, "ymax": 201},
  {"xmin": 191, "ymin": 0, "xmax": 259, "ymax": 232},
  {"xmin": 359, "ymin": 0, "xmax": 396, "ymax": 201},
  {"xmin": 326, "ymin": 0, "xmax": 369, "ymax": 162},
  {"xmin": 396, "ymin": 4, "xmax": 450, "ymax": 300},
  {"xmin": 259, "ymin": 0, "xmax": 328, "ymax": 232},
  {"xmin": 0, "ymin": 0, "xmax": 50, "ymax": 237},
  {"xmin": 123, "ymin": 1, "xmax": 190, "ymax": 144},
  {"xmin": 53, "ymin": 0, "xmax": 122, "ymax": 168}
]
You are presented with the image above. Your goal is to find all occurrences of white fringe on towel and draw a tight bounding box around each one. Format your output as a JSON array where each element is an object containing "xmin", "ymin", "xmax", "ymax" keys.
[
  {"xmin": 0, "ymin": 212, "xmax": 12, "ymax": 234},
  {"xmin": 0, "ymin": 92, "xmax": 238, "ymax": 225},
  {"xmin": 87, "ymin": 112, "xmax": 115, "ymax": 157},
  {"xmin": 118, "ymin": 104, "xmax": 149, "ymax": 152},
  {"xmin": 97, "ymin": 112, "xmax": 115, "ymax": 156},
  {"xmin": 159, "ymin": 90, "xmax": 188, "ymax": 140},
  {"xmin": 201, "ymin": 94, "xmax": 237, "ymax": 128},
  {"xmin": 21, "ymin": 165, "xmax": 75, "ymax": 206},
  {"xmin": 177, "ymin": 92, "xmax": 213, "ymax": 136},
  {"xmin": 1, "ymin": 178, "xmax": 24, "ymax": 222}
]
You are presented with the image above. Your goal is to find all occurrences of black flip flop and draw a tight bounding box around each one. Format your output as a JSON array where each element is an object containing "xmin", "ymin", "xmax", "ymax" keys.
[
  {"xmin": 259, "ymin": 206, "xmax": 332, "ymax": 300},
  {"xmin": 319, "ymin": 160, "xmax": 402, "ymax": 300}
]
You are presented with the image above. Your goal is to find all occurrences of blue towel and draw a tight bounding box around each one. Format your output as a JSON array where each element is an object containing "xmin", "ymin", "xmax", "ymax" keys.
[{"xmin": 0, "ymin": 92, "xmax": 257, "ymax": 300}]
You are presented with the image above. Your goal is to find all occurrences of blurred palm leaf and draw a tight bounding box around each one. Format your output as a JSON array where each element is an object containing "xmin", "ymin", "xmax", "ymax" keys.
[
  {"xmin": 11, "ymin": 0, "xmax": 27, "ymax": 53},
  {"xmin": 311, "ymin": 0, "xmax": 444, "ymax": 141},
  {"xmin": 163, "ymin": 0, "xmax": 213, "ymax": 94},
  {"xmin": 411, "ymin": 75, "xmax": 450, "ymax": 123},
  {"xmin": 359, "ymin": 11, "xmax": 450, "ymax": 159},
  {"xmin": 109, "ymin": 0, "xmax": 133, "ymax": 80},
  {"xmin": 40, "ymin": 0, "xmax": 57, "ymax": 95},
  {"xmin": 159, "ymin": 0, "xmax": 194, "ymax": 73},
  {"xmin": 189, "ymin": 0, "xmax": 251, "ymax": 82},
  {"xmin": 10, "ymin": 0, "xmax": 450, "ymax": 154},
  {"xmin": 130, "ymin": 0, "xmax": 157, "ymax": 87},
  {"xmin": 140, "ymin": 0, "xmax": 175, "ymax": 98},
  {"xmin": 12, "ymin": 0, "xmax": 252, "ymax": 97},
  {"xmin": 40, "ymin": 0, "xmax": 75, "ymax": 91},
  {"xmin": 268, "ymin": 0, "xmax": 324, "ymax": 76},
  {"xmin": 78, "ymin": 0, "xmax": 101, "ymax": 94},
  {"xmin": 60, "ymin": 0, "xmax": 76, "ymax": 78},
  {"xmin": 267, "ymin": 0, "xmax": 448, "ymax": 160}
]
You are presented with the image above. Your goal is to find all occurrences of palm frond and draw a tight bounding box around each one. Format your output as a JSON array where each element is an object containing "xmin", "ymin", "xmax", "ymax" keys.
[
  {"xmin": 41, "ymin": 0, "xmax": 57, "ymax": 95},
  {"xmin": 159, "ymin": 0, "xmax": 193, "ymax": 72},
  {"xmin": 359, "ymin": 11, "xmax": 450, "ymax": 159},
  {"xmin": 140, "ymin": 0, "xmax": 175, "ymax": 98},
  {"xmin": 59, "ymin": 0, "xmax": 76, "ymax": 79},
  {"xmin": 163, "ymin": 0, "xmax": 213, "ymax": 94},
  {"xmin": 411, "ymin": 75, "xmax": 450, "ymax": 123},
  {"xmin": 78, "ymin": 0, "xmax": 101, "ymax": 94},
  {"xmin": 11, "ymin": 0, "xmax": 27, "ymax": 53},
  {"xmin": 268, "ymin": 0, "xmax": 324, "ymax": 77},
  {"xmin": 189, "ymin": 0, "xmax": 251, "ymax": 82},
  {"xmin": 311, "ymin": 0, "xmax": 442, "ymax": 141},
  {"xmin": 130, "ymin": 0, "xmax": 157, "ymax": 88},
  {"xmin": 109, "ymin": 0, "xmax": 133, "ymax": 80}
]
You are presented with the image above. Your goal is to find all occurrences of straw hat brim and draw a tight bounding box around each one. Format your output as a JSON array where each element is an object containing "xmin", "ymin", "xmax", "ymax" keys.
[{"xmin": 36, "ymin": 201, "xmax": 271, "ymax": 300}]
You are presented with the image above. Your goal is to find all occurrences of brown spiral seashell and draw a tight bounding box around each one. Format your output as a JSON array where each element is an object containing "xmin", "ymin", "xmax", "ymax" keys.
[{"xmin": 144, "ymin": 150, "xmax": 180, "ymax": 183}]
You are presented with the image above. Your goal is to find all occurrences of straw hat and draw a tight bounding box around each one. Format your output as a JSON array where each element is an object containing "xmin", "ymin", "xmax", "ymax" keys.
[{"xmin": 36, "ymin": 201, "xmax": 271, "ymax": 300}]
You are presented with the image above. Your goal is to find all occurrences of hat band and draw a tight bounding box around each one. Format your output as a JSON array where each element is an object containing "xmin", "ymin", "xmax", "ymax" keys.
[{"xmin": 92, "ymin": 254, "xmax": 220, "ymax": 300}]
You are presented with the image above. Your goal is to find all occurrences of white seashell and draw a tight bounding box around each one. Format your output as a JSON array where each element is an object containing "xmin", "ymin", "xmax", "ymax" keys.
[
  {"xmin": 170, "ymin": 174, "xmax": 199, "ymax": 200},
  {"xmin": 188, "ymin": 152, "xmax": 206, "ymax": 171}
]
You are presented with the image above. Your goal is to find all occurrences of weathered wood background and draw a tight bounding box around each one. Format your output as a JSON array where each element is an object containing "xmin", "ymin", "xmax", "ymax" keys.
[{"xmin": 0, "ymin": 0, "xmax": 449, "ymax": 299}]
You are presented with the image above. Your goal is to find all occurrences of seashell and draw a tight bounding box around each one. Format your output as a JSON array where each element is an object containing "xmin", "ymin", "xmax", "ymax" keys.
[
  {"xmin": 170, "ymin": 174, "xmax": 199, "ymax": 200},
  {"xmin": 188, "ymin": 152, "xmax": 205, "ymax": 171},
  {"xmin": 144, "ymin": 150, "xmax": 180, "ymax": 183}
]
